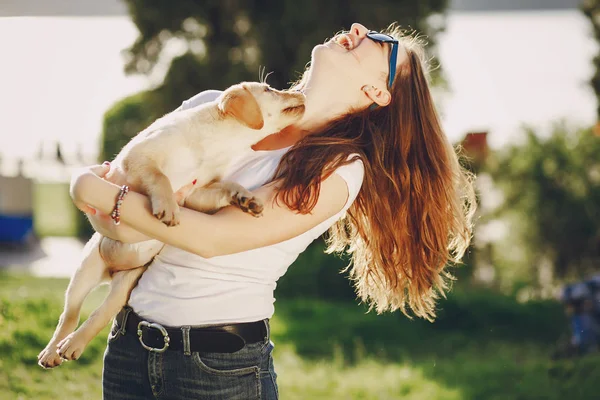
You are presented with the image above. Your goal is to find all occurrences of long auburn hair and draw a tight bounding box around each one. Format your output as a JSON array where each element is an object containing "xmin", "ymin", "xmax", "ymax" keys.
[{"xmin": 273, "ymin": 25, "xmax": 477, "ymax": 320}]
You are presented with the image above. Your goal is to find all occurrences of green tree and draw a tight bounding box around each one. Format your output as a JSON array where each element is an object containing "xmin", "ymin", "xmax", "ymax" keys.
[
  {"xmin": 108, "ymin": 0, "xmax": 448, "ymax": 154},
  {"xmin": 122, "ymin": 0, "xmax": 447, "ymax": 94},
  {"xmin": 485, "ymin": 125, "xmax": 600, "ymax": 286}
]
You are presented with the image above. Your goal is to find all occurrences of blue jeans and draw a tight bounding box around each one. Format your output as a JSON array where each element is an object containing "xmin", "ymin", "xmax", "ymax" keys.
[{"xmin": 102, "ymin": 314, "xmax": 279, "ymax": 400}]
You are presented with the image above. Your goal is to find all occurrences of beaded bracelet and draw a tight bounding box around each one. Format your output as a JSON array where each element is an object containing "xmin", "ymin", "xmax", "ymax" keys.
[{"xmin": 110, "ymin": 185, "xmax": 130, "ymax": 225}]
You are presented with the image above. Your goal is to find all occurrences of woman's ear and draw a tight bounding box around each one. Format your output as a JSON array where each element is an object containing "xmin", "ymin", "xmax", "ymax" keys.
[{"xmin": 362, "ymin": 85, "xmax": 391, "ymax": 107}]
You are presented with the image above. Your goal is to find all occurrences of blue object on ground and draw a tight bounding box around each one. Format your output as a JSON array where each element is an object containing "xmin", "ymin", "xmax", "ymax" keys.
[{"xmin": 0, "ymin": 214, "xmax": 34, "ymax": 243}]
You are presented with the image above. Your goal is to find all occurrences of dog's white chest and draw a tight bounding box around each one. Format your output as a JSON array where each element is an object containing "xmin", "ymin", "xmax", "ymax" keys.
[{"xmin": 163, "ymin": 149, "xmax": 203, "ymax": 190}]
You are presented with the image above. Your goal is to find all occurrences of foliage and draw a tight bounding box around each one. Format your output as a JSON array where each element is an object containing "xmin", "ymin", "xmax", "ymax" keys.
[
  {"xmin": 484, "ymin": 125, "xmax": 600, "ymax": 282},
  {"xmin": 276, "ymin": 238, "xmax": 356, "ymax": 301},
  {"xmin": 3, "ymin": 272, "xmax": 599, "ymax": 400},
  {"xmin": 122, "ymin": 0, "xmax": 448, "ymax": 90},
  {"xmin": 100, "ymin": 0, "xmax": 450, "ymax": 150},
  {"xmin": 100, "ymin": 90, "xmax": 157, "ymax": 162}
]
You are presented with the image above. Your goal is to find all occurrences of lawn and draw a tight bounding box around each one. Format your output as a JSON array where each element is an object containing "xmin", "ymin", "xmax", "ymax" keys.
[
  {"xmin": 33, "ymin": 183, "xmax": 78, "ymax": 237},
  {"xmin": 0, "ymin": 272, "xmax": 598, "ymax": 400}
]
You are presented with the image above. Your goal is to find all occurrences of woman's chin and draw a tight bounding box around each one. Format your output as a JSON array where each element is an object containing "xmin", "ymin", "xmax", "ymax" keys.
[
  {"xmin": 310, "ymin": 43, "xmax": 329, "ymax": 60},
  {"xmin": 311, "ymin": 43, "xmax": 343, "ymax": 67}
]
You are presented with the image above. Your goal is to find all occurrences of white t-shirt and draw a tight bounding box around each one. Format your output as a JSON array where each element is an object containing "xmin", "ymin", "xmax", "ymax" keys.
[{"xmin": 128, "ymin": 90, "xmax": 365, "ymax": 326}]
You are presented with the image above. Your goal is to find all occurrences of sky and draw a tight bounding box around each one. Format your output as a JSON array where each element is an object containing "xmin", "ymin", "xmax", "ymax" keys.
[
  {"xmin": 0, "ymin": 1, "xmax": 596, "ymax": 164},
  {"xmin": 437, "ymin": 10, "xmax": 596, "ymax": 148}
]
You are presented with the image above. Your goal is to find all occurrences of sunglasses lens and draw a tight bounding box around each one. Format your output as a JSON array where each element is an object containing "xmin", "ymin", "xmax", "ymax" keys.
[{"xmin": 367, "ymin": 32, "xmax": 394, "ymax": 42}]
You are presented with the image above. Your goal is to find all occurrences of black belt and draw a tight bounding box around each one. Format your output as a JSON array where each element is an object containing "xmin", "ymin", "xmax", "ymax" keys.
[{"xmin": 117, "ymin": 308, "xmax": 268, "ymax": 354}]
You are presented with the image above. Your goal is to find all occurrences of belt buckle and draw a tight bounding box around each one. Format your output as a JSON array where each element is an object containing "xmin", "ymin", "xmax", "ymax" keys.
[{"xmin": 137, "ymin": 321, "xmax": 170, "ymax": 353}]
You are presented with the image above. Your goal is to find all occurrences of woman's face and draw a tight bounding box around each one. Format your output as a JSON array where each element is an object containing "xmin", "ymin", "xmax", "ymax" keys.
[{"xmin": 310, "ymin": 23, "xmax": 406, "ymax": 107}]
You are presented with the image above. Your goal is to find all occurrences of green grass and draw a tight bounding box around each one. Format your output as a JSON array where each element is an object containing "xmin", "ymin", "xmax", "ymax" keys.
[
  {"xmin": 1, "ymin": 272, "xmax": 599, "ymax": 400},
  {"xmin": 33, "ymin": 183, "xmax": 78, "ymax": 237}
]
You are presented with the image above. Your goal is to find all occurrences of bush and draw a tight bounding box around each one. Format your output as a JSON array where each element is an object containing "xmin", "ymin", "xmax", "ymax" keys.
[{"xmin": 275, "ymin": 238, "xmax": 356, "ymax": 301}]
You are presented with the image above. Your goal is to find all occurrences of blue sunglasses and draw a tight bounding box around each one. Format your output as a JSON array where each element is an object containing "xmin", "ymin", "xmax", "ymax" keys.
[{"xmin": 366, "ymin": 31, "xmax": 399, "ymax": 89}]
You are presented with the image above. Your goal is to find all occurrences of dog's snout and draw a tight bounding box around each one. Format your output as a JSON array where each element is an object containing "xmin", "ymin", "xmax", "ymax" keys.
[
  {"xmin": 286, "ymin": 91, "xmax": 306, "ymax": 106},
  {"xmin": 282, "ymin": 103, "xmax": 305, "ymax": 117},
  {"xmin": 279, "ymin": 91, "xmax": 305, "ymax": 118}
]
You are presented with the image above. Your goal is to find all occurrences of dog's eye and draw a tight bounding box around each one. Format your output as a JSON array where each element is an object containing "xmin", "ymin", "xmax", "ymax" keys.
[{"xmin": 264, "ymin": 86, "xmax": 272, "ymax": 92}]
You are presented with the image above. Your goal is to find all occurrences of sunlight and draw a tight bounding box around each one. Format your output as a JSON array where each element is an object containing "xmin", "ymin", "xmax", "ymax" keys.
[
  {"xmin": 0, "ymin": 16, "xmax": 147, "ymax": 161},
  {"xmin": 437, "ymin": 10, "xmax": 597, "ymax": 148}
]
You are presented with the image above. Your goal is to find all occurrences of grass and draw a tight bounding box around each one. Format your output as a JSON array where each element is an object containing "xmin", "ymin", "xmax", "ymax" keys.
[
  {"xmin": 1, "ymin": 272, "xmax": 599, "ymax": 400},
  {"xmin": 33, "ymin": 183, "xmax": 78, "ymax": 237}
]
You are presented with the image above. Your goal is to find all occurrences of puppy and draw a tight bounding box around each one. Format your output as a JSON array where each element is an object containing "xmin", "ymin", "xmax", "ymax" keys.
[{"xmin": 37, "ymin": 82, "xmax": 305, "ymax": 368}]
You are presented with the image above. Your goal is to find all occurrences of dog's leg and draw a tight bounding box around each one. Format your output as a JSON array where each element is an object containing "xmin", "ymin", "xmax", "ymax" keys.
[
  {"xmin": 185, "ymin": 181, "xmax": 264, "ymax": 217},
  {"xmin": 57, "ymin": 267, "xmax": 146, "ymax": 361},
  {"xmin": 55, "ymin": 238, "xmax": 162, "ymax": 360},
  {"xmin": 38, "ymin": 233, "xmax": 109, "ymax": 369},
  {"xmin": 100, "ymin": 237, "xmax": 164, "ymax": 272},
  {"xmin": 135, "ymin": 166, "xmax": 180, "ymax": 226}
]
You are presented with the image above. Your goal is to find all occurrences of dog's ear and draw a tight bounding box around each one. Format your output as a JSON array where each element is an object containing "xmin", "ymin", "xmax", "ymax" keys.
[{"xmin": 218, "ymin": 85, "xmax": 264, "ymax": 130}]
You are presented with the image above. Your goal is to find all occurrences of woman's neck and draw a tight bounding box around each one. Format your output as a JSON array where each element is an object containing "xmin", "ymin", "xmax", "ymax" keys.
[
  {"xmin": 252, "ymin": 79, "xmax": 353, "ymax": 151},
  {"xmin": 251, "ymin": 125, "xmax": 304, "ymax": 151},
  {"xmin": 295, "ymin": 78, "xmax": 355, "ymax": 130}
]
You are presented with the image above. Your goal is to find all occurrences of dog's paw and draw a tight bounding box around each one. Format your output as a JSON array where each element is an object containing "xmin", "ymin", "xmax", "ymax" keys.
[
  {"xmin": 151, "ymin": 195, "xmax": 181, "ymax": 226},
  {"xmin": 56, "ymin": 332, "xmax": 88, "ymax": 362},
  {"xmin": 230, "ymin": 192, "xmax": 264, "ymax": 217},
  {"xmin": 38, "ymin": 343, "xmax": 64, "ymax": 369}
]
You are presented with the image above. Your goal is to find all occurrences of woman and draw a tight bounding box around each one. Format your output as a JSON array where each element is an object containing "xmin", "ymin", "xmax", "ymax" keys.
[{"xmin": 70, "ymin": 22, "xmax": 476, "ymax": 400}]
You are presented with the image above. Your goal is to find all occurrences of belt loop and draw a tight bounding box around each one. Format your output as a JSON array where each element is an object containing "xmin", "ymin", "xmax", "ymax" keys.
[
  {"xmin": 181, "ymin": 326, "xmax": 191, "ymax": 356},
  {"xmin": 119, "ymin": 306, "xmax": 132, "ymax": 335},
  {"xmin": 263, "ymin": 319, "xmax": 270, "ymax": 344}
]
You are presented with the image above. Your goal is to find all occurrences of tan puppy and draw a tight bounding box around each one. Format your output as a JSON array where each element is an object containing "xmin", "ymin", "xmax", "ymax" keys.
[{"xmin": 37, "ymin": 82, "xmax": 305, "ymax": 368}]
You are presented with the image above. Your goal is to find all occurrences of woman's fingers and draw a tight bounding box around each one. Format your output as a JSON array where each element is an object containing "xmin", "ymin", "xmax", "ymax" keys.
[
  {"xmin": 74, "ymin": 201, "xmax": 97, "ymax": 215},
  {"xmin": 175, "ymin": 179, "xmax": 197, "ymax": 206},
  {"xmin": 69, "ymin": 163, "xmax": 110, "ymax": 213},
  {"xmin": 90, "ymin": 161, "xmax": 111, "ymax": 178}
]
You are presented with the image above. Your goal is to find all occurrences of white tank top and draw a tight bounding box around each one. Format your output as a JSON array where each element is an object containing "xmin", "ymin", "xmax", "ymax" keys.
[{"xmin": 128, "ymin": 90, "xmax": 365, "ymax": 326}]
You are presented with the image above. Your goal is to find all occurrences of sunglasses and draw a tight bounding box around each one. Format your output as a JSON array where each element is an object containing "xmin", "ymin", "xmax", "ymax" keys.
[{"xmin": 366, "ymin": 31, "xmax": 399, "ymax": 89}]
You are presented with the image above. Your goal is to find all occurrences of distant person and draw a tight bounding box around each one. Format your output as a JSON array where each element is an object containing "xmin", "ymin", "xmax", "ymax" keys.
[
  {"xmin": 69, "ymin": 23, "xmax": 476, "ymax": 399},
  {"xmin": 561, "ymin": 280, "xmax": 598, "ymax": 355},
  {"xmin": 588, "ymin": 274, "xmax": 600, "ymax": 324}
]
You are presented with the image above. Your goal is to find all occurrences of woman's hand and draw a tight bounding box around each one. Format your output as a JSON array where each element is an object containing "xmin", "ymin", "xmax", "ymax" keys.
[
  {"xmin": 174, "ymin": 179, "xmax": 197, "ymax": 207},
  {"xmin": 69, "ymin": 162, "xmax": 152, "ymax": 243},
  {"xmin": 69, "ymin": 162, "xmax": 111, "ymax": 215}
]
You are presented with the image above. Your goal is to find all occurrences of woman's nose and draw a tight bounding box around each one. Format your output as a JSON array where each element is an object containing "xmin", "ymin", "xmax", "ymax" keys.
[{"xmin": 350, "ymin": 23, "xmax": 369, "ymax": 39}]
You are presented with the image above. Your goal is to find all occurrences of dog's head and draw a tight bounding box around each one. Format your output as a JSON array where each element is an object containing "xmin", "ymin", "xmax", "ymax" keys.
[{"xmin": 218, "ymin": 82, "xmax": 305, "ymax": 132}]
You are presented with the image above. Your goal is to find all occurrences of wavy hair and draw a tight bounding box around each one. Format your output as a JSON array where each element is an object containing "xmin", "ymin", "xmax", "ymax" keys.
[{"xmin": 273, "ymin": 25, "xmax": 477, "ymax": 320}]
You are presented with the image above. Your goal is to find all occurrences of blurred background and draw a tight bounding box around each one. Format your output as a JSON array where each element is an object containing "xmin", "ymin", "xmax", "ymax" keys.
[{"xmin": 1, "ymin": 0, "xmax": 599, "ymax": 398}]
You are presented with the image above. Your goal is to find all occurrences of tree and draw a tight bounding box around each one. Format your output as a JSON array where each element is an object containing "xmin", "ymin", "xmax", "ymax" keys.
[
  {"xmin": 120, "ymin": 0, "xmax": 447, "ymax": 110},
  {"xmin": 104, "ymin": 0, "xmax": 449, "ymax": 152},
  {"xmin": 485, "ymin": 125, "xmax": 600, "ymax": 286}
]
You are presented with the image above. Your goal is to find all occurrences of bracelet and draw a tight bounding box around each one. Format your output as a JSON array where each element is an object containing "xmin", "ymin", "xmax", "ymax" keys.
[{"xmin": 110, "ymin": 185, "xmax": 130, "ymax": 225}]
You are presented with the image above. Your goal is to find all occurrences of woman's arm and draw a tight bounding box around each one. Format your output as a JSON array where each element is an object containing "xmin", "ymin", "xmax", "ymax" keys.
[
  {"xmin": 70, "ymin": 166, "xmax": 350, "ymax": 258},
  {"xmin": 84, "ymin": 179, "xmax": 194, "ymax": 244},
  {"xmin": 87, "ymin": 211, "xmax": 153, "ymax": 243}
]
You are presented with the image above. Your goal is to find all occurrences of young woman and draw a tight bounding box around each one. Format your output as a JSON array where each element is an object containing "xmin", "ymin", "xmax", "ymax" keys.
[{"xmin": 70, "ymin": 22, "xmax": 476, "ymax": 400}]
